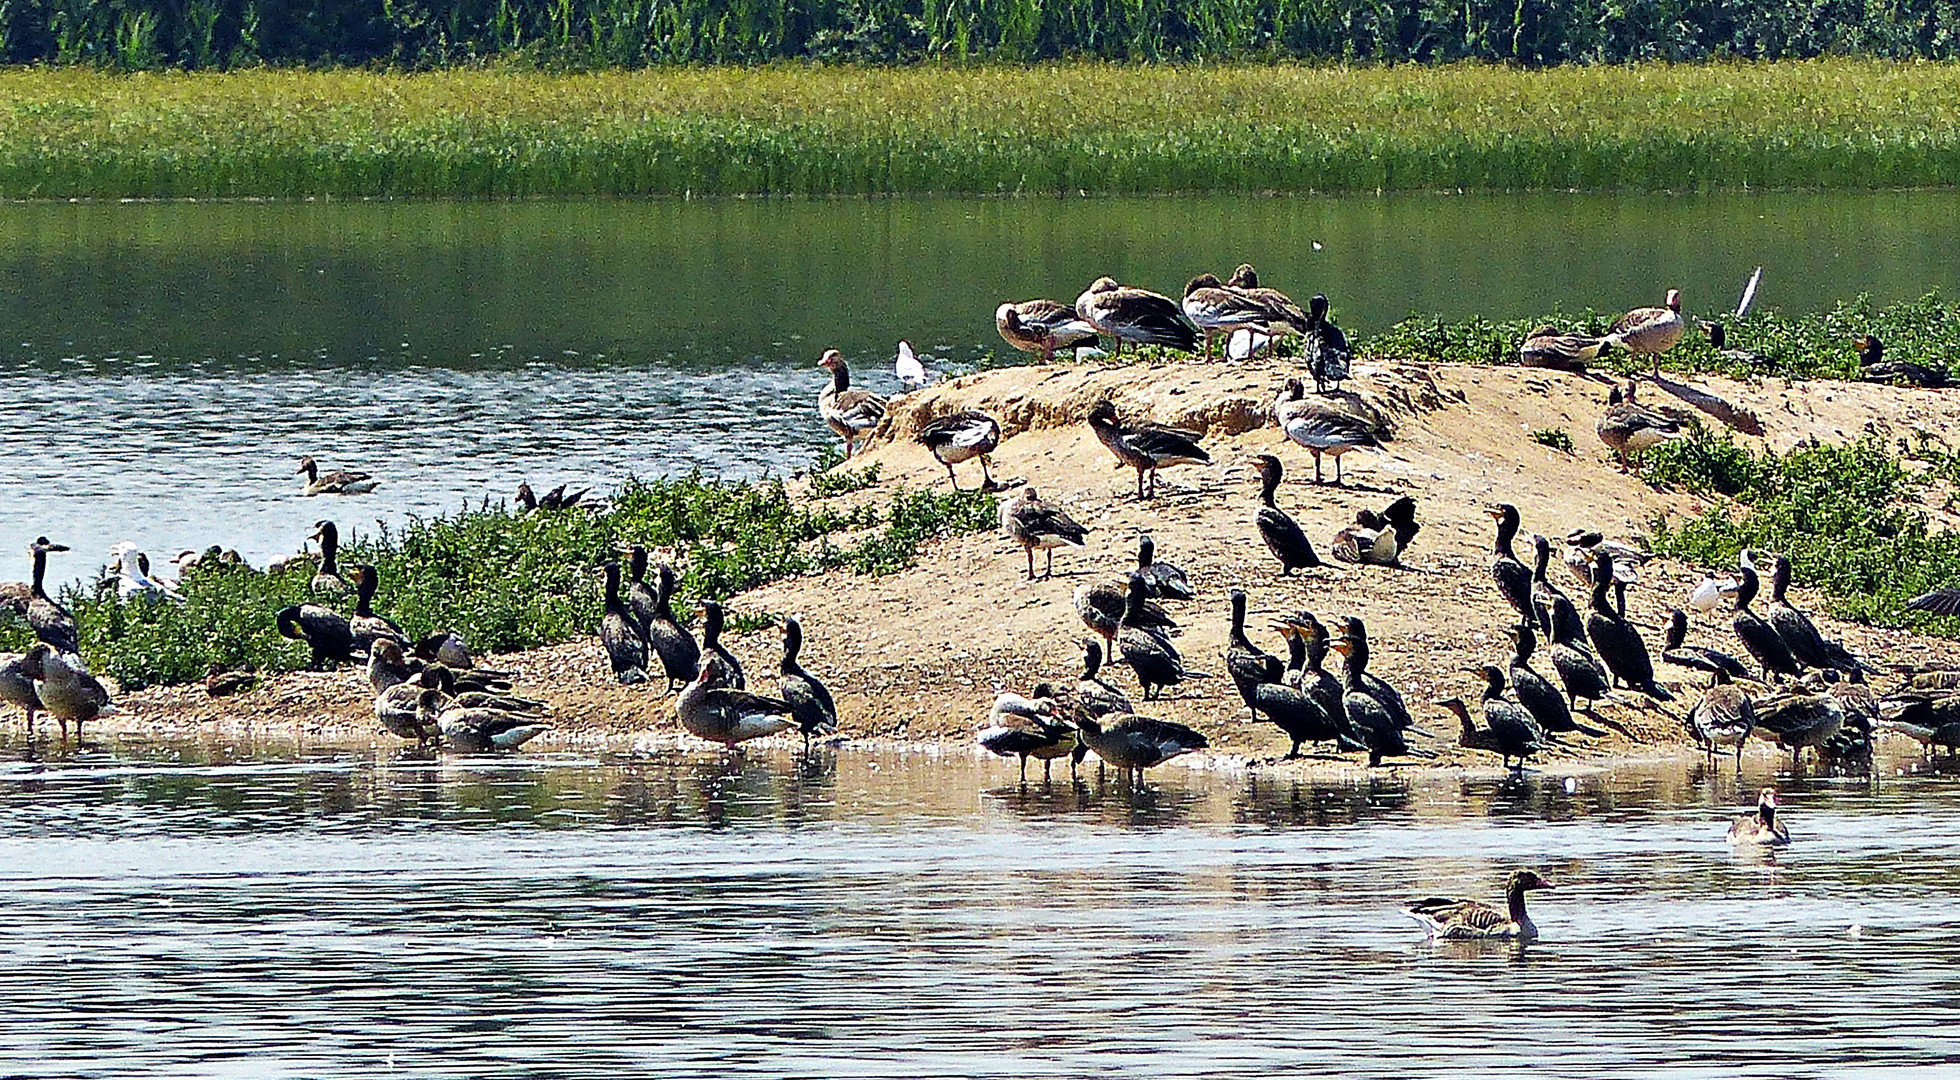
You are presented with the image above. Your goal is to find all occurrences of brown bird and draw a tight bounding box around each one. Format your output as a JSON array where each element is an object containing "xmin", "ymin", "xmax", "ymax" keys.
[
  {"xmin": 815, "ymin": 349, "xmax": 888, "ymax": 458},
  {"xmin": 996, "ymin": 300, "xmax": 1101, "ymax": 362},
  {"xmin": 1074, "ymin": 277, "xmax": 1198, "ymax": 355},
  {"xmin": 1605, "ymin": 288, "xmax": 1685, "ymax": 374}
]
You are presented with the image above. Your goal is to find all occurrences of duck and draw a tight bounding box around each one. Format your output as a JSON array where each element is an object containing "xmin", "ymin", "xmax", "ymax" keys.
[
  {"xmin": 1181, "ymin": 274, "xmax": 1273, "ymax": 360},
  {"xmin": 1856, "ymin": 333, "xmax": 1950, "ymax": 388},
  {"xmin": 1134, "ymin": 534, "xmax": 1194, "ymax": 601},
  {"xmin": 1074, "ymin": 276, "xmax": 1199, "ymax": 355},
  {"xmin": 1584, "ymin": 550, "xmax": 1671, "ymax": 702},
  {"xmin": 1529, "ymin": 534, "xmax": 1587, "ymax": 645},
  {"xmin": 1223, "ymin": 264, "xmax": 1310, "ymax": 337},
  {"xmin": 1660, "ymin": 608, "xmax": 1753, "ymax": 682},
  {"xmin": 1732, "ymin": 555, "xmax": 1803, "ymax": 681},
  {"xmin": 1405, "ymin": 870, "xmax": 1555, "ymax": 940},
  {"xmin": 1605, "ymin": 288, "xmax": 1684, "ymax": 373},
  {"xmin": 1075, "ymin": 640, "xmax": 1133, "ymax": 719},
  {"xmin": 296, "ymin": 455, "xmax": 377, "ymax": 496},
  {"xmin": 1689, "ymin": 669, "xmax": 1756, "ymax": 764},
  {"xmin": 1073, "ymin": 713, "xmax": 1207, "ymax": 782},
  {"xmin": 996, "ymin": 300, "xmax": 1102, "ymax": 362},
  {"xmin": 1329, "ymin": 616, "xmax": 1417, "ymax": 767},
  {"xmin": 1518, "ymin": 325, "xmax": 1608, "ymax": 371},
  {"xmin": 677, "ymin": 654, "xmax": 797, "ymax": 748},
  {"xmin": 815, "ymin": 349, "xmax": 888, "ymax": 459},
  {"xmin": 1547, "ymin": 610, "xmax": 1612, "ymax": 710},
  {"xmin": 426, "ymin": 690, "xmax": 549, "ymax": 752},
  {"xmin": 1762, "ymin": 553, "xmax": 1865, "ymax": 674},
  {"xmin": 1752, "ymin": 688, "xmax": 1844, "ymax": 767},
  {"xmin": 1700, "ymin": 322, "xmax": 1770, "ymax": 370},
  {"xmin": 1074, "ymin": 577, "xmax": 1175, "ymax": 665},
  {"xmin": 1250, "ymin": 454, "xmax": 1321, "ymax": 574},
  {"xmin": 376, "ymin": 668, "xmax": 443, "ymax": 746},
  {"xmin": 1486, "ymin": 505, "xmax": 1535, "ymax": 625},
  {"xmin": 979, "ymin": 689, "xmax": 1075, "ymax": 782},
  {"xmin": 23, "ymin": 537, "xmax": 78, "ymax": 654},
  {"xmin": 1118, "ymin": 574, "xmax": 1192, "ymax": 701},
  {"xmin": 1727, "ymin": 787, "xmax": 1791, "ymax": 847},
  {"xmin": 348, "ymin": 565, "xmax": 408, "ymax": 655},
  {"xmin": 1469, "ymin": 664, "xmax": 1544, "ymax": 769},
  {"xmin": 276, "ymin": 603, "xmax": 356, "ymax": 670},
  {"xmin": 0, "ymin": 651, "xmax": 43, "ymax": 736},
  {"xmin": 22, "ymin": 644, "xmax": 112, "ymax": 742},
  {"xmin": 1331, "ymin": 509, "xmax": 1399, "ymax": 566},
  {"xmin": 1086, "ymin": 399, "xmax": 1211, "ymax": 499},
  {"xmin": 776, "ymin": 617, "xmax": 839, "ymax": 753},
  {"xmin": 1273, "ymin": 378, "xmax": 1381, "ymax": 485},
  {"xmin": 1000, "ymin": 487, "xmax": 1089, "ymax": 580},
  {"xmin": 1596, "ymin": 381, "xmax": 1684, "ymax": 470},
  {"xmin": 1224, "ymin": 588, "xmax": 1283, "ymax": 719},
  {"xmin": 1302, "ymin": 294, "xmax": 1353, "ymax": 394},
  {"xmin": 1508, "ymin": 622, "xmax": 1578, "ymax": 737},
  {"xmin": 697, "ymin": 599, "xmax": 744, "ymax": 690},
  {"xmin": 308, "ymin": 521, "xmax": 351, "ymax": 596},
  {"xmin": 599, "ymin": 560, "xmax": 650, "ymax": 686},
  {"xmin": 916, "ymin": 410, "xmax": 1002, "ymax": 491},
  {"xmin": 640, "ymin": 561, "xmax": 701, "ymax": 693}
]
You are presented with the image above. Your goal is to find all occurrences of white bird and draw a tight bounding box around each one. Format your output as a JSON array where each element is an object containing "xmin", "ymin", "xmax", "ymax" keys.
[
  {"xmin": 1226, "ymin": 328, "xmax": 1272, "ymax": 360},
  {"xmin": 895, "ymin": 340, "xmax": 928, "ymax": 391},
  {"xmin": 1736, "ymin": 267, "xmax": 1763, "ymax": 319},
  {"xmin": 1688, "ymin": 575, "xmax": 1740, "ymax": 614},
  {"xmin": 109, "ymin": 542, "xmax": 182, "ymax": 603}
]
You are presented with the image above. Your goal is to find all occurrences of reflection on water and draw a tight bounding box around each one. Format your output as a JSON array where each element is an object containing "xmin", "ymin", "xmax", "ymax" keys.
[{"xmin": 1, "ymin": 736, "xmax": 1959, "ymax": 1075}]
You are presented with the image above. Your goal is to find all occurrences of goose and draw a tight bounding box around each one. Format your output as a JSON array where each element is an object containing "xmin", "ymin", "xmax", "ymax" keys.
[
  {"xmin": 1074, "ymin": 577, "xmax": 1175, "ymax": 665},
  {"xmin": 418, "ymin": 664, "xmax": 545, "ymax": 714},
  {"xmin": 0, "ymin": 651, "xmax": 42, "ymax": 736},
  {"xmin": 1875, "ymin": 691, "xmax": 1960, "ymax": 758},
  {"xmin": 1547, "ymin": 611, "xmax": 1612, "ymax": 710},
  {"xmin": 1597, "ymin": 381, "xmax": 1684, "ymax": 470},
  {"xmin": 1660, "ymin": 608, "xmax": 1753, "ymax": 682},
  {"xmin": 420, "ymin": 688, "xmax": 548, "ymax": 752},
  {"xmin": 1856, "ymin": 333, "xmax": 1950, "ymax": 388},
  {"xmin": 1764, "ymin": 554, "xmax": 1865, "ymax": 674},
  {"xmin": 1727, "ymin": 788, "xmax": 1790, "ymax": 847},
  {"xmin": 1181, "ymin": 274, "xmax": 1272, "ymax": 360},
  {"xmin": 1605, "ymin": 289, "xmax": 1684, "ymax": 373},
  {"xmin": 1329, "ymin": 617, "xmax": 1417, "ymax": 766},
  {"xmin": 367, "ymin": 637, "xmax": 418, "ymax": 695},
  {"xmin": 1086, "ymin": 399, "xmax": 1211, "ymax": 499},
  {"xmin": 894, "ymin": 340, "xmax": 928, "ymax": 390},
  {"xmin": 1700, "ymin": 322, "xmax": 1769, "ymax": 370},
  {"xmin": 995, "ymin": 299, "xmax": 1101, "ymax": 362},
  {"xmin": 1331, "ymin": 509, "xmax": 1399, "ymax": 566},
  {"xmin": 1224, "ymin": 588, "xmax": 1283, "ymax": 719},
  {"xmin": 641, "ymin": 561, "xmax": 700, "ymax": 693},
  {"xmin": 297, "ymin": 455, "xmax": 377, "ymax": 496},
  {"xmin": 1223, "ymin": 265, "xmax": 1310, "ymax": 337},
  {"xmin": 1273, "ymin": 378, "xmax": 1381, "ymax": 485},
  {"xmin": 1468, "ymin": 664, "xmax": 1543, "ymax": 769},
  {"xmin": 979, "ymin": 689, "xmax": 1075, "ymax": 782},
  {"xmin": 1689, "ymin": 669, "xmax": 1756, "ymax": 764},
  {"xmin": 1000, "ymin": 487, "xmax": 1088, "ymax": 580},
  {"xmin": 1509, "ymin": 622, "xmax": 1577, "ymax": 737},
  {"xmin": 22, "ymin": 644, "xmax": 112, "ymax": 742},
  {"xmin": 599, "ymin": 561, "xmax": 650, "ymax": 686},
  {"xmin": 1530, "ymin": 534, "xmax": 1587, "ymax": 645},
  {"xmin": 1405, "ymin": 870, "xmax": 1555, "ymax": 940},
  {"xmin": 1074, "ymin": 276, "xmax": 1198, "ymax": 355},
  {"xmin": 677, "ymin": 654, "xmax": 797, "ymax": 749},
  {"xmin": 414, "ymin": 631, "xmax": 501, "ymax": 675},
  {"xmin": 1075, "ymin": 640, "xmax": 1133, "ymax": 719},
  {"xmin": 1518, "ymin": 325, "xmax": 1608, "ymax": 371},
  {"xmin": 697, "ymin": 600, "xmax": 744, "ymax": 690},
  {"xmin": 23, "ymin": 538, "xmax": 78, "ymax": 654},
  {"xmin": 376, "ymin": 668, "xmax": 443, "ymax": 746},
  {"xmin": 1487, "ymin": 505, "xmax": 1535, "ymax": 625},
  {"xmin": 1732, "ymin": 557, "xmax": 1802, "ymax": 681},
  {"xmin": 1584, "ymin": 550, "xmax": 1671, "ymax": 702},
  {"xmin": 777, "ymin": 617, "xmax": 839, "ymax": 753},
  {"xmin": 916, "ymin": 410, "xmax": 1002, "ymax": 491},
  {"xmin": 815, "ymin": 349, "xmax": 888, "ymax": 458},
  {"xmin": 308, "ymin": 521, "xmax": 351, "ymax": 596},
  {"xmin": 1118, "ymin": 574, "xmax": 1191, "ymax": 701},
  {"xmin": 276, "ymin": 603, "xmax": 356, "ymax": 670},
  {"xmin": 1251, "ymin": 454, "xmax": 1320, "ymax": 574},
  {"xmin": 348, "ymin": 565, "xmax": 409, "ymax": 655},
  {"xmin": 1303, "ymin": 294, "xmax": 1352, "ymax": 393},
  {"xmin": 1752, "ymin": 689, "xmax": 1844, "ymax": 767},
  {"xmin": 1073, "ymin": 713, "xmax": 1207, "ymax": 782},
  {"xmin": 1134, "ymin": 534, "xmax": 1193, "ymax": 601},
  {"xmin": 204, "ymin": 664, "xmax": 257, "ymax": 698},
  {"xmin": 1563, "ymin": 530, "xmax": 1647, "ymax": 588},
  {"xmin": 1821, "ymin": 669, "xmax": 1878, "ymax": 768}
]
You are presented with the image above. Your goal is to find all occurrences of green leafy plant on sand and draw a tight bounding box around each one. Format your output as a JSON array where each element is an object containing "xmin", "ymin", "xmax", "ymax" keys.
[{"xmin": 1528, "ymin": 428, "xmax": 1575, "ymax": 453}]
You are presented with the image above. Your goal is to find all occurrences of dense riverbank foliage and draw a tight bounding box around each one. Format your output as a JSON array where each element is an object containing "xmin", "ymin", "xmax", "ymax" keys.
[
  {"xmin": 4, "ymin": 62, "xmax": 1959, "ymax": 198},
  {"xmin": 1647, "ymin": 432, "xmax": 1960, "ymax": 631},
  {"xmin": 4, "ymin": 0, "xmax": 1956, "ymax": 67},
  {"xmin": 0, "ymin": 471, "xmax": 995, "ymax": 691}
]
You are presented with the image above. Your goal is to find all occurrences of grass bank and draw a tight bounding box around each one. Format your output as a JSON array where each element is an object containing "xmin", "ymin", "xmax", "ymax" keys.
[{"xmin": 3, "ymin": 61, "xmax": 1959, "ymax": 198}]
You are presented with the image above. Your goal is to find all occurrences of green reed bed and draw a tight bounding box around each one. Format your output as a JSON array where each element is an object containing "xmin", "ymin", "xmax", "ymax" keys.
[
  {"xmin": 0, "ymin": 470, "xmax": 995, "ymax": 691},
  {"xmin": 3, "ymin": 61, "xmax": 1959, "ymax": 198}
]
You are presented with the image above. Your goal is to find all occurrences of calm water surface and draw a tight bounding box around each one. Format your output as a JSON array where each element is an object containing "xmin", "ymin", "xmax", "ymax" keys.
[
  {"xmin": 0, "ymin": 735, "xmax": 1957, "ymax": 1076},
  {"xmin": 4, "ymin": 191, "xmax": 1960, "ymax": 579}
]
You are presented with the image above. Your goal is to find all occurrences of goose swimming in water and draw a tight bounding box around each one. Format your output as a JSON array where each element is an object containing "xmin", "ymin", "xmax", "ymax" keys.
[
  {"xmin": 1405, "ymin": 870, "xmax": 1555, "ymax": 940},
  {"xmin": 1273, "ymin": 378, "xmax": 1380, "ymax": 485},
  {"xmin": 1251, "ymin": 455, "xmax": 1320, "ymax": 574},
  {"xmin": 1000, "ymin": 487, "xmax": 1088, "ymax": 581},
  {"xmin": 1087, "ymin": 399, "xmax": 1211, "ymax": 499},
  {"xmin": 916, "ymin": 410, "xmax": 1002, "ymax": 492},
  {"xmin": 600, "ymin": 561, "xmax": 650, "ymax": 686},
  {"xmin": 1074, "ymin": 277, "xmax": 1199, "ymax": 355},
  {"xmin": 23, "ymin": 538, "xmax": 78, "ymax": 654},
  {"xmin": 1727, "ymin": 787, "xmax": 1790, "ymax": 847},
  {"xmin": 995, "ymin": 299, "xmax": 1101, "ymax": 362},
  {"xmin": 297, "ymin": 455, "xmax": 377, "ymax": 496},
  {"xmin": 677, "ymin": 654, "xmax": 797, "ymax": 749},
  {"xmin": 277, "ymin": 603, "xmax": 356, "ymax": 670},
  {"xmin": 816, "ymin": 349, "xmax": 888, "ymax": 459},
  {"xmin": 776, "ymin": 617, "xmax": 839, "ymax": 753}
]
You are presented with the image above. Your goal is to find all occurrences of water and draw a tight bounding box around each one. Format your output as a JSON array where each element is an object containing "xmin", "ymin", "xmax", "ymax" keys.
[
  {"xmin": 0, "ymin": 736, "xmax": 1956, "ymax": 1076},
  {"xmin": 4, "ymin": 190, "xmax": 1960, "ymax": 579}
]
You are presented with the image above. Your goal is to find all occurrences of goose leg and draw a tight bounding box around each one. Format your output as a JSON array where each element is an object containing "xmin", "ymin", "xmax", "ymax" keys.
[
  {"xmin": 1333, "ymin": 454, "xmax": 1344, "ymax": 486},
  {"xmin": 1044, "ymin": 548, "xmax": 1056, "ymax": 579},
  {"xmin": 945, "ymin": 461, "xmax": 960, "ymax": 490},
  {"xmin": 1313, "ymin": 451, "xmax": 1324, "ymax": 485},
  {"xmin": 978, "ymin": 456, "xmax": 996, "ymax": 492},
  {"xmin": 1042, "ymin": 758, "xmax": 1053, "ymax": 782},
  {"xmin": 1018, "ymin": 755, "xmax": 1028, "ymax": 783},
  {"xmin": 1025, "ymin": 546, "xmax": 1036, "ymax": 581}
]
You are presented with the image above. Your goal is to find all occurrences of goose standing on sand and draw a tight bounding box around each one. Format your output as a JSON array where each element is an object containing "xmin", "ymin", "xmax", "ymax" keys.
[
  {"xmin": 1087, "ymin": 399, "xmax": 1211, "ymax": 499},
  {"xmin": 1118, "ymin": 575, "xmax": 1192, "ymax": 701},
  {"xmin": 0, "ymin": 651, "xmax": 43, "ymax": 736},
  {"xmin": 1510, "ymin": 623, "xmax": 1577, "ymax": 738},
  {"xmin": 643, "ymin": 562, "xmax": 701, "ymax": 693},
  {"xmin": 1596, "ymin": 382, "xmax": 1684, "ymax": 471},
  {"xmin": 22, "ymin": 644, "xmax": 111, "ymax": 743},
  {"xmin": 916, "ymin": 410, "xmax": 1002, "ymax": 492},
  {"xmin": 815, "ymin": 349, "xmax": 888, "ymax": 459},
  {"xmin": 1856, "ymin": 332, "xmax": 1952, "ymax": 388},
  {"xmin": 1225, "ymin": 588, "xmax": 1284, "ymax": 719},
  {"xmin": 1303, "ymin": 294, "xmax": 1352, "ymax": 393},
  {"xmin": 1074, "ymin": 277, "xmax": 1199, "ymax": 355},
  {"xmin": 1273, "ymin": 378, "xmax": 1381, "ymax": 485},
  {"xmin": 1134, "ymin": 534, "xmax": 1194, "ymax": 601},
  {"xmin": 600, "ymin": 561, "xmax": 650, "ymax": 686},
  {"xmin": 276, "ymin": 603, "xmax": 356, "ymax": 670},
  {"xmin": 996, "ymin": 300, "xmax": 1102, "ymax": 362},
  {"xmin": 1224, "ymin": 265, "xmax": 1310, "ymax": 337},
  {"xmin": 1330, "ymin": 616, "xmax": 1417, "ymax": 766},
  {"xmin": 348, "ymin": 565, "xmax": 408, "ymax": 654},
  {"xmin": 979, "ymin": 689, "xmax": 1074, "ymax": 782},
  {"xmin": 698, "ymin": 600, "xmax": 744, "ymax": 690},
  {"xmin": 1585, "ymin": 550, "xmax": 1671, "ymax": 702},
  {"xmin": 1075, "ymin": 577, "xmax": 1175, "ymax": 664},
  {"xmin": 1076, "ymin": 640, "xmax": 1133, "ymax": 719},
  {"xmin": 1689, "ymin": 669, "xmax": 1756, "ymax": 764},
  {"xmin": 1606, "ymin": 289, "xmax": 1684, "ymax": 373},
  {"xmin": 1073, "ymin": 713, "xmax": 1207, "ymax": 782},
  {"xmin": 1727, "ymin": 787, "xmax": 1791, "ymax": 847},
  {"xmin": 1000, "ymin": 487, "xmax": 1088, "ymax": 581},
  {"xmin": 309, "ymin": 521, "xmax": 351, "ymax": 596},
  {"xmin": 23, "ymin": 538, "xmax": 78, "ymax": 654},
  {"xmin": 776, "ymin": 617, "xmax": 838, "ymax": 753},
  {"xmin": 1251, "ymin": 455, "xmax": 1321, "ymax": 574},
  {"xmin": 1660, "ymin": 608, "xmax": 1753, "ymax": 682},
  {"xmin": 677, "ymin": 654, "xmax": 797, "ymax": 749},
  {"xmin": 1732, "ymin": 556, "xmax": 1802, "ymax": 681},
  {"xmin": 1764, "ymin": 554, "xmax": 1865, "ymax": 674},
  {"xmin": 1182, "ymin": 274, "xmax": 1273, "ymax": 360},
  {"xmin": 1518, "ymin": 326, "xmax": 1608, "ymax": 371},
  {"xmin": 297, "ymin": 455, "xmax": 377, "ymax": 496},
  {"xmin": 1488, "ymin": 505, "xmax": 1536, "ymax": 626},
  {"xmin": 1405, "ymin": 870, "xmax": 1555, "ymax": 940}
]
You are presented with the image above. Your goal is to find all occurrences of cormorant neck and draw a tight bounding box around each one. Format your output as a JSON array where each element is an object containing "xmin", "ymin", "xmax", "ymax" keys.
[
  {"xmin": 1138, "ymin": 537, "xmax": 1154, "ymax": 568},
  {"xmin": 1590, "ymin": 569, "xmax": 1615, "ymax": 616},
  {"xmin": 1514, "ymin": 625, "xmax": 1536, "ymax": 664},
  {"xmin": 1532, "ymin": 541, "xmax": 1551, "ymax": 581},
  {"xmin": 1285, "ymin": 631, "xmax": 1306, "ymax": 673},
  {"xmin": 781, "ymin": 621, "xmax": 803, "ymax": 671},
  {"xmin": 1735, "ymin": 568, "xmax": 1759, "ymax": 610},
  {"xmin": 604, "ymin": 565, "xmax": 622, "ymax": 608},
  {"xmin": 30, "ymin": 547, "xmax": 47, "ymax": 600},
  {"xmin": 703, "ymin": 604, "xmax": 723, "ymax": 646},
  {"xmin": 1259, "ymin": 469, "xmax": 1279, "ymax": 507},
  {"xmin": 1229, "ymin": 593, "xmax": 1249, "ymax": 646},
  {"xmin": 1494, "ymin": 513, "xmax": 1518, "ymax": 558}
]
